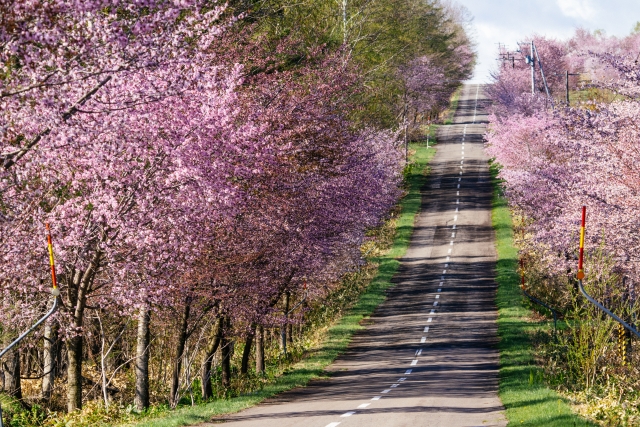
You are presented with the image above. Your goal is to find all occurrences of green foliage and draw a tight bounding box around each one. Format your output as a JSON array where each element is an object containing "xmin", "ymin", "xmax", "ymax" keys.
[{"xmin": 229, "ymin": 0, "xmax": 474, "ymax": 128}]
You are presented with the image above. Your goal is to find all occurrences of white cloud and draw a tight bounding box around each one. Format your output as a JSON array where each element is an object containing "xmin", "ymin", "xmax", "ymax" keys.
[{"xmin": 556, "ymin": 0, "xmax": 597, "ymax": 21}]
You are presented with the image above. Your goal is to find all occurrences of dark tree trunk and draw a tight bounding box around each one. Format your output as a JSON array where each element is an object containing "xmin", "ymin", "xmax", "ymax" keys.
[
  {"xmin": 170, "ymin": 299, "xmax": 191, "ymax": 407},
  {"xmin": 200, "ymin": 317, "xmax": 222, "ymax": 400},
  {"xmin": 255, "ymin": 325, "xmax": 265, "ymax": 374},
  {"xmin": 240, "ymin": 326, "xmax": 255, "ymax": 375},
  {"xmin": 134, "ymin": 305, "xmax": 151, "ymax": 410},
  {"xmin": 281, "ymin": 292, "xmax": 290, "ymax": 354},
  {"xmin": 66, "ymin": 250, "xmax": 100, "ymax": 412},
  {"xmin": 220, "ymin": 318, "xmax": 231, "ymax": 388},
  {"xmin": 3, "ymin": 346, "xmax": 22, "ymax": 400}
]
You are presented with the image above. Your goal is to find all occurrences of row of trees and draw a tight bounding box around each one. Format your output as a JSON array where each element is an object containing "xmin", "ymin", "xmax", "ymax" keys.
[
  {"xmin": 486, "ymin": 28, "xmax": 640, "ymax": 422},
  {"xmin": 0, "ymin": 0, "xmax": 474, "ymax": 420}
]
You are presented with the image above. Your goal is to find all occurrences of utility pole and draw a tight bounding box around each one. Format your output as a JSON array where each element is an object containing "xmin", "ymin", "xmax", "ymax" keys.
[
  {"xmin": 342, "ymin": 0, "xmax": 347, "ymax": 44},
  {"xmin": 403, "ymin": 98, "xmax": 408, "ymax": 164},
  {"xmin": 532, "ymin": 42, "xmax": 551, "ymax": 101},
  {"xmin": 564, "ymin": 70, "xmax": 579, "ymax": 105},
  {"xmin": 530, "ymin": 41, "xmax": 535, "ymax": 95},
  {"xmin": 566, "ymin": 70, "xmax": 569, "ymax": 104}
]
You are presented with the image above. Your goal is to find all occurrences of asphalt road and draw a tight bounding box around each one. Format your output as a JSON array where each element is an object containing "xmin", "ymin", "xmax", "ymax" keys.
[{"xmin": 206, "ymin": 84, "xmax": 506, "ymax": 427}]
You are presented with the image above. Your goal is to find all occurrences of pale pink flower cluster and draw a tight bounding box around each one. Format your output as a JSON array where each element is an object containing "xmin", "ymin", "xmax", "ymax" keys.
[{"xmin": 487, "ymin": 31, "xmax": 640, "ymax": 298}]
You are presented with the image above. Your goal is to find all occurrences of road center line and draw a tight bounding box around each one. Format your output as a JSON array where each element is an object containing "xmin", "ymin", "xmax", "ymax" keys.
[
  {"xmin": 405, "ymin": 369, "xmax": 412, "ymax": 375},
  {"xmin": 382, "ymin": 389, "xmax": 391, "ymax": 393},
  {"xmin": 424, "ymin": 326, "xmax": 430, "ymax": 332},
  {"xmin": 420, "ymin": 337, "xmax": 426, "ymax": 343},
  {"xmin": 357, "ymin": 403, "xmax": 371, "ymax": 409},
  {"xmin": 325, "ymin": 423, "xmax": 341, "ymax": 427},
  {"xmin": 427, "ymin": 318, "xmax": 432, "ymax": 322},
  {"xmin": 341, "ymin": 412, "xmax": 356, "ymax": 417},
  {"xmin": 411, "ymin": 360, "xmax": 418, "ymax": 366},
  {"xmin": 372, "ymin": 396, "xmax": 382, "ymax": 400}
]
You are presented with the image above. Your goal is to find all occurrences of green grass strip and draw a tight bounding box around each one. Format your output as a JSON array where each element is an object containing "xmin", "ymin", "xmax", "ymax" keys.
[
  {"xmin": 124, "ymin": 142, "xmax": 436, "ymax": 427},
  {"xmin": 490, "ymin": 164, "xmax": 596, "ymax": 427},
  {"xmin": 443, "ymin": 88, "xmax": 461, "ymax": 125}
]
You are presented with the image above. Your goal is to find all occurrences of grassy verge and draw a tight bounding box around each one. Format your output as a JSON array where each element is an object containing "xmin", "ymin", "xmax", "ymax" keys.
[
  {"xmin": 491, "ymin": 163, "xmax": 596, "ymax": 427},
  {"xmin": 443, "ymin": 87, "xmax": 462, "ymax": 125},
  {"xmin": 123, "ymin": 142, "xmax": 436, "ymax": 427}
]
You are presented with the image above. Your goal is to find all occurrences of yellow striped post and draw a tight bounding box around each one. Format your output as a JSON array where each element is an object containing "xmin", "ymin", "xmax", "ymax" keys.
[
  {"xmin": 45, "ymin": 223, "xmax": 59, "ymax": 295},
  {"xmin": 577, "ymin": 206, "xmax": 586, "ymax": 280}
]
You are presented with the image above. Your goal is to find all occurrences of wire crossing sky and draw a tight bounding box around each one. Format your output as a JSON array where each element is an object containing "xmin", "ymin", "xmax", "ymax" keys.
[{"xmin": 458, "ymin": 0, "xmax": 640, "ymax": 82}]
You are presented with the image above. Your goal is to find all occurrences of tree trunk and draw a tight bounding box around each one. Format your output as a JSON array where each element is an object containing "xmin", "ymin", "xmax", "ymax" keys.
[
  {"xmin": 170, "ymin": 299, "xmax": 191, "ymax": 407},
  {"xmin": 66, "ymin": 250, "xmax": 101, "ymax": 412},
  {"xmin": 220, "ymin": 318, "xmax": 231, "ymax": 388},
  {"xmin": 240, "ymin": 326, "xmax": 255, "ymax": 375},
  {"xmin": 281, "ymin": 292, "xmax": 290, "ymax": 354},
  {"xmin": 3, "ymin": 346, "xmax": 22, "ymax": 400},
  {"xmin": 201, "ymin": 317, "xmax": 222, "ymax": 400},
  {"xmin": 255, "ymin": 325, "xmax": 265, "ymax": 374},
  {"xmin": 42, "ymin": 319, "xmax": 58, "ymax": 400},
  {"xmin": 134, "ymin": 305, "xmax": 151, "ymax": 410}
]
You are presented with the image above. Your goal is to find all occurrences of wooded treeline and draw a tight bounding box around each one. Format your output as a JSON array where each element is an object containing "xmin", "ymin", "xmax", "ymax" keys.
[{"xmin": 0, "ymin": 0, "xmax": 474, "ymax": 423}]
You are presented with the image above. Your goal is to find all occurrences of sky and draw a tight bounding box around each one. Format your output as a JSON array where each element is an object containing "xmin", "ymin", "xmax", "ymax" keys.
[{"xmin": 456, "ymin": 0, "xmax": 640, "ymax": 83}]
